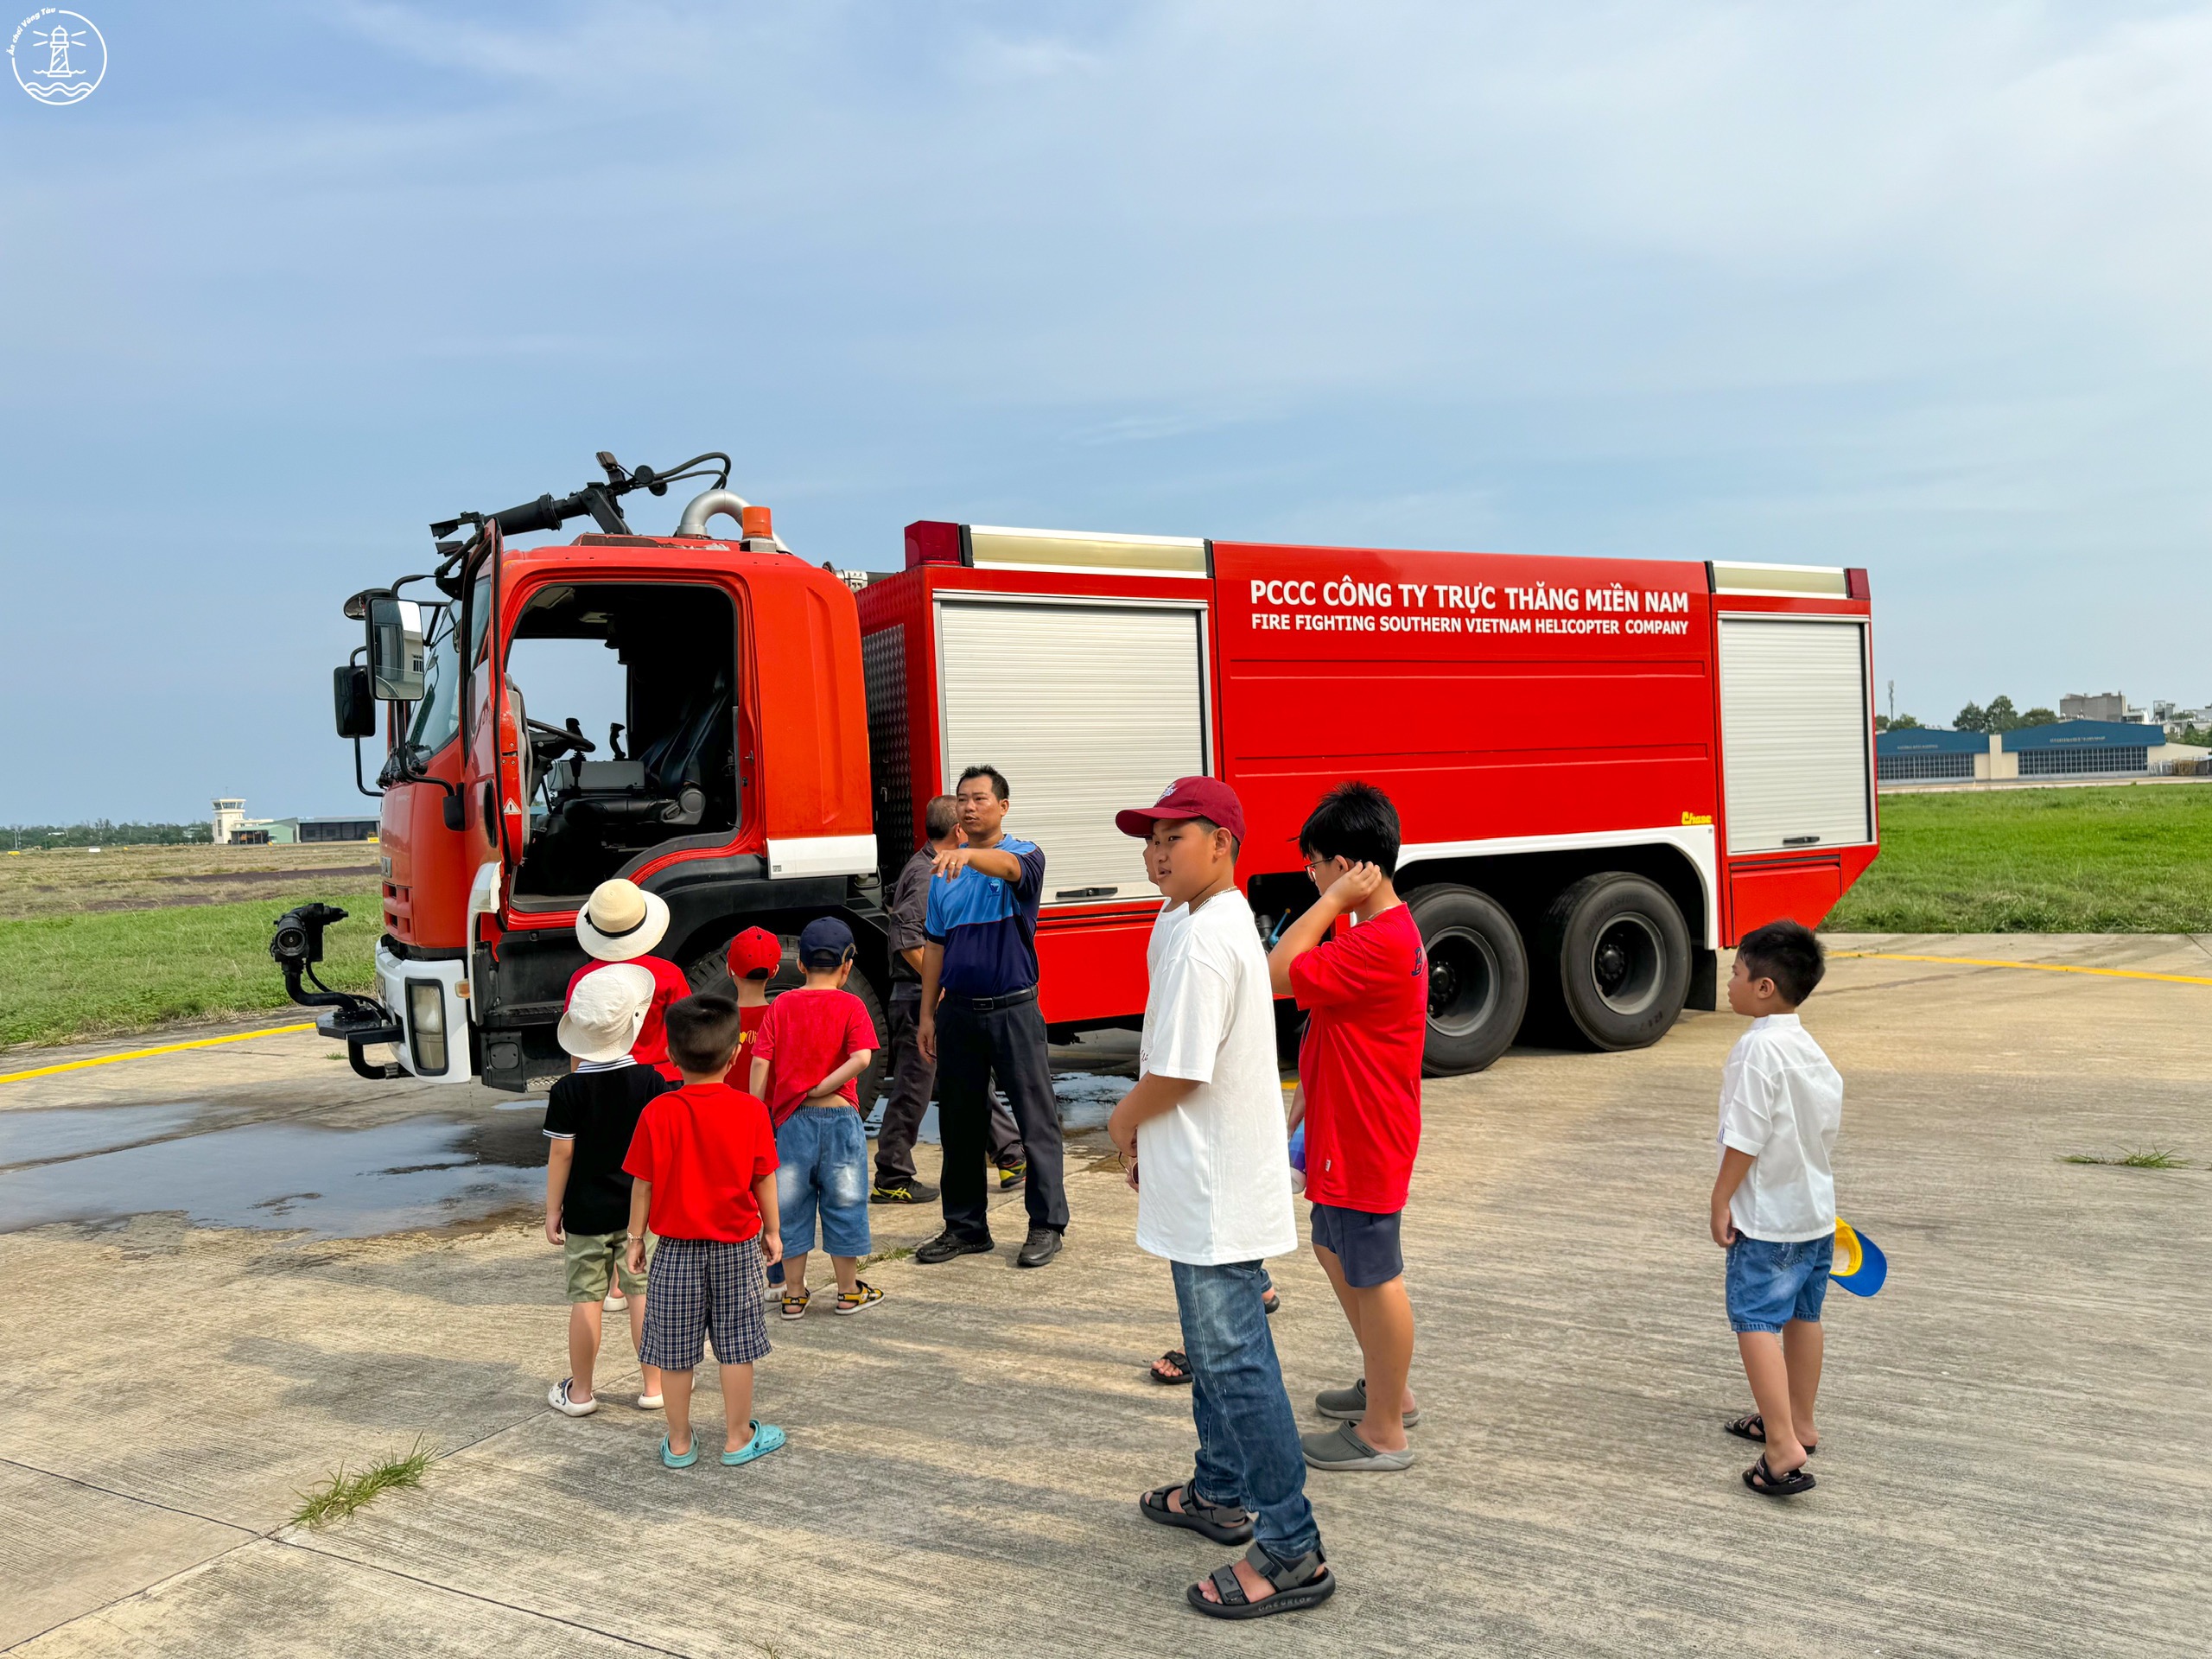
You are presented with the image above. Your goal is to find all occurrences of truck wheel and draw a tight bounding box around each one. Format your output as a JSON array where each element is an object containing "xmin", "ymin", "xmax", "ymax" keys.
[
  {"xmin": 683, "ymin": 939, "xmax": 891, "ymax": 1113},
  {"xmin": 1537, "ymin": 874, "xmax": 1690, "ymax": 1052},
  {"xmin": 1408, "ymin": 884, "xmax": 1528, "ymax": 1077}
]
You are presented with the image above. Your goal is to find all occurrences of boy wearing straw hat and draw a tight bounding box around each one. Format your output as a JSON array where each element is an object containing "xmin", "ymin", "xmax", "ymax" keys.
[
  {"xmin": 569, "ymin": 878, "xmax": 692, "ymax": 1081},
  {"xmin": 544, "ymin": 963, "xmax": 673, "ymax": 1417}
]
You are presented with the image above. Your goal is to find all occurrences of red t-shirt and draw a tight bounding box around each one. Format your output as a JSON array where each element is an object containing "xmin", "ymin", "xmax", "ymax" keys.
[
  {"xmin": 568, "ymin": 955, "xmax": 693, "ymax": 1081},
  {"xmin": 722, "ymin": 1001, "xmax": 771, "ymax": 1086},
  {"xmin": 1292, "ymin": 904, "xmax": 1427, "ymax": 1213},
  {"xmin": 620, "ymin": 1081, "xmax": 779, "ymax": 1242},
  {"xmin": 752, "ymin": 987, "xmax": 880, "ymax": 1128}
]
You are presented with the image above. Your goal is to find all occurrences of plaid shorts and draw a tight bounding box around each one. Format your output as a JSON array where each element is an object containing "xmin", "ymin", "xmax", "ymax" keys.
[{"xmin": 640, "ymin": 1236, "xmax": 772, "ymax": 1370}]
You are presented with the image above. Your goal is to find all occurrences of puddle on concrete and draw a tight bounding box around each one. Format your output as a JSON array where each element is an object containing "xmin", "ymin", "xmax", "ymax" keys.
[
  {"xmin": 0, "ymin": 1109, "xmax": 543, "ymax": 1238},
  {"xmin": 0, "ymin": 1065, "xmax": 1132, "ymax": 1241},
  {"xmin": 0, "ymin": 1105, "xmax": 205, "ymax": 1166}
]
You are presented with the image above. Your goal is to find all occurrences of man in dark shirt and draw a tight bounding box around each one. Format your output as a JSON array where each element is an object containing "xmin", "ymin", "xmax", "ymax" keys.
[
  {"xmin": 873, "ymin": 795, "xmax": 1027, "ymax": 1204},
  {"xmin": 916, "ymin": 766, "xmax": 1066, "ymax": 1269}
]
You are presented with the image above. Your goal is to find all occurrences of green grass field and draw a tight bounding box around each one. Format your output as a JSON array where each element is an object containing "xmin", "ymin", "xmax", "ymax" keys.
[
  {"xmin": 0, "ymin": 891, "xmax": 382, "ymax": 1049},
  {"xmin": 3, "ymin": 785, "xmax": 2206, "ymax": 1050},
  {"xmin": 1827, "ymin": 785, "xmax": 2212, "ymax": 933}
]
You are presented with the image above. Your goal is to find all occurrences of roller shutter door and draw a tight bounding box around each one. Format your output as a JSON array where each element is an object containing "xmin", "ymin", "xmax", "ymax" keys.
[
  {"xmin": 938, "ymin": 601, "xmax": 1207, "ymax": 905},
  {"xmin": 1719, "ymin": 619, "xmax": 1872, "ymax": 855}
]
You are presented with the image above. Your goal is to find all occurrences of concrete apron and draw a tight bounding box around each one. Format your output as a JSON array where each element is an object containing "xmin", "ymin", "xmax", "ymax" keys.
[{"xmin": 1, "ymin": 935, "xmax": 2208, "ymax": 1656}]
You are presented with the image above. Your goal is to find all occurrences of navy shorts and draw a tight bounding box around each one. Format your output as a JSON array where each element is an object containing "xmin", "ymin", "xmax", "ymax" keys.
[
  {"xmin": 641, "ymin": 1236, "xmax": 772, "ymax": 1370},
  {"xmin": 1725, "ymin": 1233, "xmax": 1834, "ymax": 1334},
  {"xmin": 1310, "ymin": 1203, "xmax": 1405, "ymax": 1288}
]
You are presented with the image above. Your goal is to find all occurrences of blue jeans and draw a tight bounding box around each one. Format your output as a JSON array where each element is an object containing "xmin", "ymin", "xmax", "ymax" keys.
[
  {"xmin": 775, "ymin": 1108, "xmax": 872, "ymax": 1258},
  {"xmin": 1171, "ymin": 1259, "xmax": 1321, "ymax": 1566},
  {"xmin": 1726, "ymin": 1233, "xmax": 1834, "ymax": 1334}
]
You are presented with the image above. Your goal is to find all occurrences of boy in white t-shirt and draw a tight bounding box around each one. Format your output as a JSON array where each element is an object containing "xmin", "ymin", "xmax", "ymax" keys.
[
  {"xmin": 1711, "ymin": 919, "xmax": 1843, "ymax": 1499},
  {"xmin": 1107, "ymin": 778, "xmax": 1334, "ymax": 1622}
]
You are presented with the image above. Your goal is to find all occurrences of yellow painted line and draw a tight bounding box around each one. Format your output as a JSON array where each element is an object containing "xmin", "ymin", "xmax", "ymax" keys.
[
  {"xmin": 0, "ymin": 1024, "xmax": 317, "ymax": 1085},
  {"xmin": 1831, "ymin": 952, "xmax": 2212, "ymax": 988}
]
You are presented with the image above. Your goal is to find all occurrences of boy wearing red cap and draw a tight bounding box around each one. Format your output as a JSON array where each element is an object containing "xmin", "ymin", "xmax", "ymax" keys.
[
  {"xmin": 1109, "ymin": 778, "xmax": 1332, "ymax": 1621},
  {"xmin": 723, "ymin": 925, "xmax": 782, "ymax": 1082}
]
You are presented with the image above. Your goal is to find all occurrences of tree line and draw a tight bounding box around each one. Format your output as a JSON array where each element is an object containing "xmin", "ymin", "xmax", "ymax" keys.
[
  {"xmin": 1873, "ymin": 696, "xmax": 2059, "ymax": 735},
  {"xmin": 5, "ymin": 822, "xmax": 213, "ymax": 849}
]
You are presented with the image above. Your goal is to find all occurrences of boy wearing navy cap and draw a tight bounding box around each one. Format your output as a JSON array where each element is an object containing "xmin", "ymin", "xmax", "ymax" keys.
[{"xmin": 750, "ymin": 917, "xmax": 883, "ymax": 1319}]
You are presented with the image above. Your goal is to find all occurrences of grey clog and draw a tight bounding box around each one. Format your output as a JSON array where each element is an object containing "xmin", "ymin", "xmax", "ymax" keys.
[
  {"xmin": 1314, "ymin": 1377, "xmax": 1421, "ymax": 1427},
  {"xmin": 1300, "ymin": 1421, "xmax": 1415, "ymax": 1471}
]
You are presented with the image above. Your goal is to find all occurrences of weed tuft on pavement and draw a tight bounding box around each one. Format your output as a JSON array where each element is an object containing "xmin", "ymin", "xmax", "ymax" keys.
[
  {"xmin": 292, "ymin": 1438, "xmax": 435, "ymax": 1528},
  {"xmin": 2060, "ymin": 1147, "xmax": 2190, "ymax": 1169},
  {"xmin": 861, "ymin": 1245, "xmax": 914, "ymax": 1268}
]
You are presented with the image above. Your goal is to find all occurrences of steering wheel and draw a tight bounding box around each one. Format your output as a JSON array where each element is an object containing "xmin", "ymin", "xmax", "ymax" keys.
[{"xmin": 526, "ymin": 717, "xmax": 596, "ymax": 766}]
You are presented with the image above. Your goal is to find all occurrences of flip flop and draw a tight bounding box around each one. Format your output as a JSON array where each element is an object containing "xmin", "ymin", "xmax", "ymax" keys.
[{"xmin": 721, "ymin": 1421, "xmax": 786, "ymax": 1466}]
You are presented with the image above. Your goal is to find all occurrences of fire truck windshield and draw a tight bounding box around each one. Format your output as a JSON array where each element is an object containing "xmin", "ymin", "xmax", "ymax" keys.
[{"xmin": 404, "ymin": 579, "xmax": 490, "ymax": 760}]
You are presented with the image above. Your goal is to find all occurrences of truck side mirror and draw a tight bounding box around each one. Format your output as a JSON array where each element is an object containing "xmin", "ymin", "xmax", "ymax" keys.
[
  {"xmin": 367, "ymin": 596, "xmax": 427, "ymax": 701},
  {"xmin": 334, "ymin": 664, "xmax": 377, "ymax": 738}
]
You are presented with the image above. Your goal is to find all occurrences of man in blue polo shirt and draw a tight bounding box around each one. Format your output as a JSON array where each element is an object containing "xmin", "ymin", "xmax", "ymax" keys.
[{"xmin": 915, "ymin": 764, "xmax": 1066, "ymax": 1269}]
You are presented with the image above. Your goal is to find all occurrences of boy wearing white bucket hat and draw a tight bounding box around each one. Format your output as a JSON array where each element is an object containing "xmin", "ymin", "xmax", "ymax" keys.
[
  {"xmin": 544, "ymin": 963, "xmax": 675, "ymax": 1417},
  {"xmin": 568, "ymin": 879, "xmax": 693, "ymax": 1081}
]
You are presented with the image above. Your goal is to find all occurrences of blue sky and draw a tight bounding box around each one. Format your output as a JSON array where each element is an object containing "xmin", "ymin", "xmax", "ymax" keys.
[{"xmin": 3, "ymin": 2, "xmax": 2208, "ymax": 823}]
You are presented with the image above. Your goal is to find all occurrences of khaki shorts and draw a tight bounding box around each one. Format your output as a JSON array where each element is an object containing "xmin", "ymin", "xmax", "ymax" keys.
[{"xmin": 563, "ymin": 1229, "xmax": 652, "ymax": 1304}]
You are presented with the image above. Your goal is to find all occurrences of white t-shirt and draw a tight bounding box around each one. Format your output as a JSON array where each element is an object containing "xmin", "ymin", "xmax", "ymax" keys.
[
  {"xmin": 1135, "ymin": 888, "xmax": 1297, "ymax": 1265},
  {"xmin": 1716, "ymin": 1012, "xmax": 1843, "ymax": 1243}
]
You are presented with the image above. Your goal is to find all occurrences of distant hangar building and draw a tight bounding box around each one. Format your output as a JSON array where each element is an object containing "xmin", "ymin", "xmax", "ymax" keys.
[{"xmin": 1876, "ymin": 721, "xmax": 2202, "ymax": 784}]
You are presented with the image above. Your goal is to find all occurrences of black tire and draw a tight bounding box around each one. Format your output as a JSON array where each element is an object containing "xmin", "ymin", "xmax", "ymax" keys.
[
  {"xmin": 1535, "ymin": 874, "xmax": 1691, "ymax": 1052},
  {"xmin": 1406, "ymin": 884, "xmax": 1529, "ymax": 1077},
  {"xmin": 683, "ymin": 936, "xmax": 891, "ymax": 1112}
]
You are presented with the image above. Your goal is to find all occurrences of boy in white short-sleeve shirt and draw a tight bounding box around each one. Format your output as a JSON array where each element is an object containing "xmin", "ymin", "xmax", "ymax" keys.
[
  {"xmin": 1710, "ymin": 918, "xmax": 1844, "ymax": 1499},
  {"xmin": 1109, "ymin": 778, "xmax": 1332, "ymax": 1623}
]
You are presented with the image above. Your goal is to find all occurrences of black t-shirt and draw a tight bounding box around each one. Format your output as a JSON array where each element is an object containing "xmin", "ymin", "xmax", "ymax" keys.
[{"xmin": 543, "ymin": 1065, "xmax": 673, "ymax": 1236}]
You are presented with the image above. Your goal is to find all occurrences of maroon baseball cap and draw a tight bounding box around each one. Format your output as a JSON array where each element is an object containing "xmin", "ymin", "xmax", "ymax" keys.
[{"xmin": 1115, "ymin": 777, "xmax": 1246, "ymax": 842}]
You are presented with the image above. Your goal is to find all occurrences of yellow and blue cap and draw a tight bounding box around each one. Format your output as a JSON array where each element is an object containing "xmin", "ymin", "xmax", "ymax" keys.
[{"xmin": 1830, "ymin": 1218, "xmax": 1887, "ymax": 1297}]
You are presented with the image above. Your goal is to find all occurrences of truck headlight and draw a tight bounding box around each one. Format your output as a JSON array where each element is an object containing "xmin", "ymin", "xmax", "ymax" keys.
[{"xmin": 407, "ymin": 979, "xmax": 448, "ymax": 1075}]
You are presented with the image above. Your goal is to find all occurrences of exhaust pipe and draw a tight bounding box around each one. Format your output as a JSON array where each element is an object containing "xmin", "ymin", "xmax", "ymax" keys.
[{"xmin": 675, "ymin": 488, "xmax": 789, "ymax": 550}]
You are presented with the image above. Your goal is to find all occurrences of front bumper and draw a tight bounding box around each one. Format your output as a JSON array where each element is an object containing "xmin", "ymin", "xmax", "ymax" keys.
[{"xmin": 371, "ymin": 944, "xmax": 474, "ymax": 1082}]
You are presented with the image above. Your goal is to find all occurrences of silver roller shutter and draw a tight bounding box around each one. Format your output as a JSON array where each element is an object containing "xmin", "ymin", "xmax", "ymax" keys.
[
  {"xmin": 937, "ymin": 601, "xmax": 1208, "ymax": 905},
  {"xmin": 1719, "ymin": 618, "xmax": 1872, "ymax": 855}
]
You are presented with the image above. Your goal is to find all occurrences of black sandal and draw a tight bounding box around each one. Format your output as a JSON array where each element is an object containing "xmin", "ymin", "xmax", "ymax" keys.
[
  {"xmin": 1139, "ymin": 1480, "xmax": 1252, "ymax": 1545},
  {"xmin": 1187, "ymin": 1543, "xmax": 1335, "ymax": 1619},
  {"xmin": 1742, "ymin": 1452, "xmax": 1816, "ymax": 1497},
  {"xmin": 1150, "ymin": 1349, "xmax": 1193, "ymax": 1386},
  {"xmin": 1726, "ymin": 1414, "xmax": 1816, "ymax": 1453}
]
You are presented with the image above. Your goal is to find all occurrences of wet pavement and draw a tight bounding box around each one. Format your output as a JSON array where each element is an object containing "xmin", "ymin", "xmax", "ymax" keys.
[{"xmin": 0, "ymin": 1023, "xmax": 1138, "ymax": 1240}]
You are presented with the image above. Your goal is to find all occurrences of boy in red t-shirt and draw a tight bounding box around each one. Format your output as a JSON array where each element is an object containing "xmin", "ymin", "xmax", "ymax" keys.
[
  {"xmin": 723, "ymin": 925, "xmax": 782, "ymax": 1082},
  {"xmin": 1268, "ymin": 781, "xmax": 1428, "ymax": 1474},
  {"xmin": 622, "ymin": 993, "xmax": 785, "ymax": 1469},
  {"xmin": 749, "ymin": 918, "xmax": 880, "ymax": 1320}
]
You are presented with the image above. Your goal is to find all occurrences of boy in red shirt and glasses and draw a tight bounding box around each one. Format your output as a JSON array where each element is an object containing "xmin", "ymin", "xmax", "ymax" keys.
[{"xmin": 1268, "ymin": 781, "xmax": 1427, "ymax": 1473}]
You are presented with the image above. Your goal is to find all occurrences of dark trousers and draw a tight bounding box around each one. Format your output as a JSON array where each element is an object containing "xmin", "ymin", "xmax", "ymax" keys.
[
  {"xmin": 937, "ymin": 995, "xmax": 1065, "ymax": 1241},
  {"xmin": 874, "ymin": 990, "xmax": 1024, "ymax": 1185}
]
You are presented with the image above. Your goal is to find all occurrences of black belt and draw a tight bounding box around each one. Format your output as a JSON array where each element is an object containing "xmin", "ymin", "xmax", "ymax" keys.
[{"xmin": 939, "ymin": 985, "xmax": 1038, "ymax": 1014}]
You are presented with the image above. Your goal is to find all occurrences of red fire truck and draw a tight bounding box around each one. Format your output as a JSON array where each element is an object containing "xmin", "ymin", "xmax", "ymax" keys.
[{"xmin": 276, "ymin": 451, "xmax": 1878, "ymax": 1095}]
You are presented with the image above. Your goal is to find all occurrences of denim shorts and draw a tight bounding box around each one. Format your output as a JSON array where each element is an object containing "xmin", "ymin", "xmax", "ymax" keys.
[
  {"xmin": 776, "ymin": 1106, "xmax": 872, "ymax": 1258},
  {"xmin": 1726, "ymin": 1233, "xmax": 1835, "ymax": 1334},
  {"xmin": 1309, "ymin": 1203, "xmax": 1405, "ymax": 1288}
]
